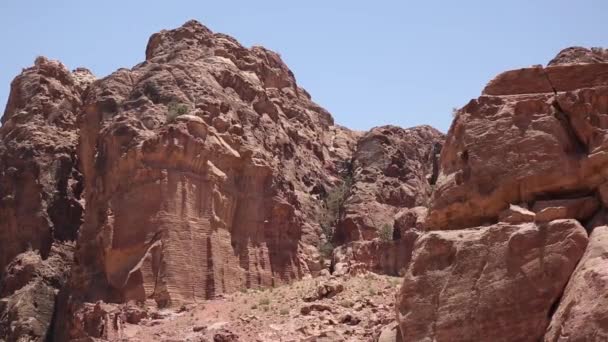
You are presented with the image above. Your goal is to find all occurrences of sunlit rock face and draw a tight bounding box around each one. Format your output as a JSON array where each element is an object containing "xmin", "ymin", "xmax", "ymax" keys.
[{"xmin": 62, "ymin": 19, "xmax": 360, "ymax": 316}]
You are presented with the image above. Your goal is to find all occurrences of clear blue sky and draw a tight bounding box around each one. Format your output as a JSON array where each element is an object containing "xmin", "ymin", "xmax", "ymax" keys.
[{"xmin": 1, "ymin": 1, "xmax": 607, "ymax": 132}]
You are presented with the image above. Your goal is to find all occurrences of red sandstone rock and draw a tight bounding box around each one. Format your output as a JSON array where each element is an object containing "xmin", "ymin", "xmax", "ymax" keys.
[
  {"xmin": 396, "ymin": 219, "xmax": 588, "ymax": 342},
  {"xmin": 548, "ymin": 47, "xmax": 608, "ymax": 66},
  {"xmin": 0, "ymin": 56, "xmax": 92, "ymax": 341},
  {"xmin": 335, "ymin": 125, "xmax": 443, "ymax": 243},
  {"xmin": 544, "ymin": 226, "xmax": 608, "ymax": 341},
  {"xmin": 52, "ymin": 20, "xmax": 362, "ymax": 340},
  {"xmin": 428, "ymin": 58, "xmax": 608, "ymax": 230},
  {"xmin": 332, "ymin": 231, "xmax": 419, "ymax": 276},
  {"xmin": 533, "ymin": 196, "xmax": 599, "ymax": 222}
]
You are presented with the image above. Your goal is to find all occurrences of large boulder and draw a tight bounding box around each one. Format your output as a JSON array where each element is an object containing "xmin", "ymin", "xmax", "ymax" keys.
[
  {"xmin": 544, "ymin": 226, "xmax": 608, "ymax": 341},
  {"xmin": 396, "ymin": 219, "xmax": 588, "ymax": 342}
]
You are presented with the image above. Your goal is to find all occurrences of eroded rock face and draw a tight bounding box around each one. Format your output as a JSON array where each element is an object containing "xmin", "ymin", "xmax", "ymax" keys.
[
  {"xmin": 0, "ymin": 244, "xmax": 74, "ymax": 342},
  {"xmin": 330, "ymin": 126, "xmax": 442, "ymax": 275},
  {"xmin": 0, "ymin": 57, "xmax": 92, "ymax": 341},
  {"xmin": 548, "ymin": 46, "xmax": 608, "ymax": 66},
  {"xmin": 59, "ymin": 21, "xmax": 359, "ymax": 329},
  {"xmin": 544, "ymin": 226, "xmax": 608, "ymax": 341},
  {"xmin": 396, "ymin": 220, "xmax": 588, "ymax": 342},
  {"xmin": 0, "ymin": 57, "xmax": 89, "ymax": 273},
  {"xmin": 335, "ymin": 125, "xmax": 443, "ymax": 243},
  {"xmin": 427, "ymin": 58, "xmax": 608, "ymax": 230}
]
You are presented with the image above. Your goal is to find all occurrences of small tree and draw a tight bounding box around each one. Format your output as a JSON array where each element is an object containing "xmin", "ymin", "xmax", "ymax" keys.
[
  {"xmin": 378, "ymin": 223, "xmax": 394, "ymax": 242},
  {"xmin": 317, "ymin": 174, "xmax": 352, "ymax": 257}
]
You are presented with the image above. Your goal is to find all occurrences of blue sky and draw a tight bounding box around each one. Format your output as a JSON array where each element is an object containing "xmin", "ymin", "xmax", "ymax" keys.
[{"xmin": 1, "ymin": 1, "xmax": 607, "ymax": 132}]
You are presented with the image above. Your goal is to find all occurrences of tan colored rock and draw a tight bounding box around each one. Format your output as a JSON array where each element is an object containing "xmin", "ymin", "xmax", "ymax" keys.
[
  {"xmin": 332, "ymin": 231, "xmax": 419, "ymax": 276},
  {"xmin": 544, "ymin": 226, "xmax": 608, "ymax": 341},
  {"xmin": 396, "ymin": 220, "xmax": 588, "ymax": 342},
  {"xmin": 378, "ymin": 322, "xmax": 403, "ymax": 342},
  {"xmin": 532, "ymin": 196, "xmax": 599, "ymax": 222},
  {"xmin": 499, "ymin": 204, "xmax": 536, "ymax": 224}
]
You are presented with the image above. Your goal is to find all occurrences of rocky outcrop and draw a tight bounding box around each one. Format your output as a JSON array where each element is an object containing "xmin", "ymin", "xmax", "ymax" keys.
[
  {"xmin": 427, "ymin": 58, "xmax": 608, "ymax": 230},
  {"xmin": 0, "ymin": 244, "xmax": 74, "ymax": 342},
  {"xmin": 49, "ymin": 20, "xmax": 362, "ymax": 340},
  {"xmin": 396, "ymin": 219, "xmax": 588, "ymax": 342},
  {"xmin": 330, "ymin": 126, "xmax": 442, "ymax": 275},
  {"xmin": 394, "ymin": 49, "xmax": 608, "ymax": 341},
  {"xmin": 335, "ymin": 125, "xmax": 443, "ymax": 243},
  {"xmin": 544, "ymin": 226, "xmax": 608, "ymax": 341},
  {"xmin": 548, "ymin": 46, "xmax": 608, "ymax": 66},
  {"xmin": 0, "ymin": 57, "xmax": 92, "ymax": 341}
]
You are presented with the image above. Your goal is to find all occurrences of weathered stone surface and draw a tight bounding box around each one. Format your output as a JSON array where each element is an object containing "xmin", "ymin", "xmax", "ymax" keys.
[
  {"xmin": 378, "ymin": 322, "xmax": 403, "ymax": 342},
  {"xmin": 499, "ymin": 204, "xmax": 535, "ymax": 224},
  {"xmin": 532, "ymin": 196, "xmax": 599, "ymax": 222},
  {"xmin": 544, "ymin": 226, "xmax": 608, "ymax": 341},
  {"xmin": 332, "ymin": 231, "xmax": 419, "ymax": 276},
  {"xmin": 549, "ymin": 47, "xmax": 608, "ymax": 66},
  {"xmin": 50, "ymin": 21, "xmax": 361, "ymax": 340},
  {"xmin": 0, "ymin": 244, "xmax": 74, "ymax": 342},
  {"xmin": 428, "ymin": 59, "xmax": 608, "ymax": 230},
  {"xmin": 396, "ymin": 220, "xmax": 588, "ymax": 342},
  {"xmin": 0, "ymin": 56, "xmax": 91, "ymax": 342},
  {"xmin": 0, "ymin": 57, "xmax": 89, "ymax": 274},
  {"xmin": 335, "ymin": 125, "xmax": 443, "ymax": 243}
]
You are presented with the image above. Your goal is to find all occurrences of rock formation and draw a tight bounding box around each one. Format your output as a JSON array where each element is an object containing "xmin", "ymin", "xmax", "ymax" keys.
[
  {"xmin": 395, "ymin": 47, "xmax": 608, "ymax": 341},
  {"xmin": 2, "ymin": 20, "xmax": 608, "ymax": 342},
  {"xmin": 427, "ymin": 58, "xmax": 608, "ymax": 230},
  {"xmin": 0, "ymin": 57, "xmax": 93, "ymax": 341},
  {"xmin": 396, "ymin": 219, "xmax": 588, "ymax": 341},
  {"xmin": 544, "ymin": 226, "xmax": 608, "ymax": 341},
  {"xmin": 331, "ymin": 126, "xmax": 443, "ymax": 275}
]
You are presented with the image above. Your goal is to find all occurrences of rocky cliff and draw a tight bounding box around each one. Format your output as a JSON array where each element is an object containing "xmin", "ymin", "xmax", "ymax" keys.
[{"xmin": 1, "ymin": 20, "xmax": 608, "ymax": 342}]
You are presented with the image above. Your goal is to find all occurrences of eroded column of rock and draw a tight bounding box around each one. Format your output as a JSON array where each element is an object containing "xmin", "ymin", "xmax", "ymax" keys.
[
  {"xmin": 332, "ymin": 126, "xmax": 443, "ymax": 275},
  {"xmin": 396, "ymin": 220, "xmax": 588, "ymax": 342},
  {"xmin": 56, "ymin": 21, "xmax": 358, "ymax": 340},
  {"xmin": 427, "ymin": 50, "xmax": 608, "ymax": 230},
  {"xmin": 0, "ymin": 57, "xmax": 93, "ymax": 341}
]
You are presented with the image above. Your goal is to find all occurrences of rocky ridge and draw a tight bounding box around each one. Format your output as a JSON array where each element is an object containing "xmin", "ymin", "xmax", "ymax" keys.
[{"xmin": 1, "ymin": 20, "xmax": 608, "ymax": 342}]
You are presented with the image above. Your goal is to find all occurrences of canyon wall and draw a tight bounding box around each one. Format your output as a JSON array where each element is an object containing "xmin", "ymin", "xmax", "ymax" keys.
[{"xmin": 2, "ymin": 19, "xmax": 608, "ymax": 341}]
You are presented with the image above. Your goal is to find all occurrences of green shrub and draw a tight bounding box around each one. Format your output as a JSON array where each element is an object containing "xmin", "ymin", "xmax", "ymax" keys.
[
  {"xmin": 319, "ymin": 241, "xmax": 334, "ymax": 259},
  {"xmin": 379, "ymin": 223, "xmax": 394, "ymax": 242},
  {"xmin": 259, "ymin": 298, "xmax": 270, "ymax": 306},
  {"xmin": 166, "ymin": 101, "xmax": 190, "ymax": 122},
  {"xmin": 318, "ymin": 175, "xmax": 352, "ymax": 246}
]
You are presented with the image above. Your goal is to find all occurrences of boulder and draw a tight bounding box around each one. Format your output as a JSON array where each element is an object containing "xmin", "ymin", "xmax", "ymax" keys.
[
  {"xmin": 544, "ymin": 226, "xmax": 608, "ymax": 341},
  {"xmin": 396, "ymin": 220, "xmax": 588, "ymax": 342}
]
